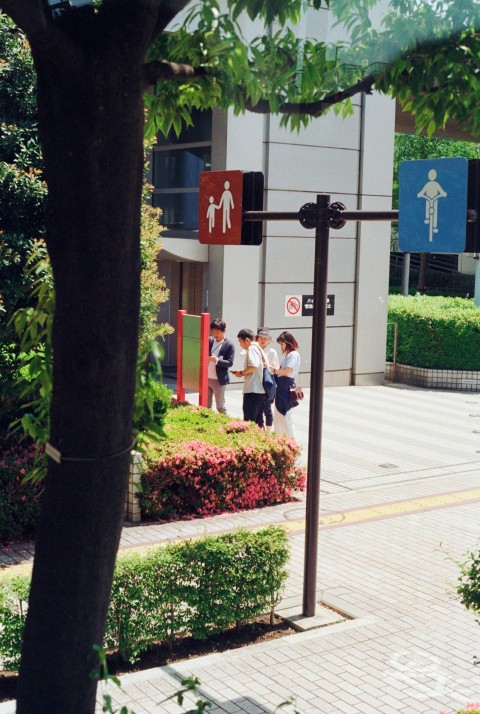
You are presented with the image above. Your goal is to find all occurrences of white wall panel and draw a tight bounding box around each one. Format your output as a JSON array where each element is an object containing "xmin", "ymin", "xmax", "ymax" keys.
[
  {"xmin": 263, "ymin": 236, "xmax": 356, "ymax": 284},
  {"xmin": 268, "ymin": 110, "xmax": 361, "ymax": 150},
  {"xmin": 267, "ymin": 144, "xmax": 359, "ymax": 195},
  {"xmin": 360, "ymin": 93, "xmax": 396, "ymax": 198}
]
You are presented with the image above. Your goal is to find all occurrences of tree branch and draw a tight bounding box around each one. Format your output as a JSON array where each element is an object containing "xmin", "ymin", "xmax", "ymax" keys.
[
  {"xmin": 143, "ymin": 59, "xmax": 207, "ymax": 89},
  {"xmin": 245, "ymin": 74, "xmax": 376, "ymax": 118}
]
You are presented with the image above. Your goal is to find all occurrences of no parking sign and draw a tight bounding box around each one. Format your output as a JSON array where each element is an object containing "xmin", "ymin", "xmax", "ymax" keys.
[{"xmin": 285, "ymin": 295, "xmax": 302, "ymax": 317}]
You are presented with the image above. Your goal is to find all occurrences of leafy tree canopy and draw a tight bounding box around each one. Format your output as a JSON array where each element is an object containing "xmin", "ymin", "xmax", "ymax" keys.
[
  {"xmin": 0, "ymin": 14, "xmax": 46, "ymax": 425},
  {"xmin": 1, "ymin": 0, "xmax": 478, "ymax": 138},
  {"xmin": 140, "ymin": 0, "xmax": 480, "ymax": 137}
]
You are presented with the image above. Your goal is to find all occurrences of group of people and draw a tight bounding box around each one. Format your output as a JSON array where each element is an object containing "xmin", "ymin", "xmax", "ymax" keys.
[{"xmin": 207, "ymin": 319, "xmax": 301, "ymax": 440}]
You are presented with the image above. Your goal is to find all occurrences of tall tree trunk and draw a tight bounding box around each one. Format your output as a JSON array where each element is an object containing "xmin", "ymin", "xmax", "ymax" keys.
[{"xmin": 16, "ymin": 41, "xmax": 145, "ymax": 714}]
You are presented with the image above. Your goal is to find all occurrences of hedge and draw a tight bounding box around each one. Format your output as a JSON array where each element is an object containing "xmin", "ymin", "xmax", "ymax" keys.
[
  {"xmin": 140, "ymin": 408, "xmax": 305, "ymax": 520},
  {"xmin": 0, "ymin": 526, "xmax": 289, "ymax": 669},
  {"xmin": 387, "ymin": 295, "xmax": 480, "ymax": 370}
]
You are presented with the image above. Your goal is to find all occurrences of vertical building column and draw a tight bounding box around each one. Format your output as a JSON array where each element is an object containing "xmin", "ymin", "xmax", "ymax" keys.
[{"xmin": 352, "ymin": 92, "xmax": 396, "ymax": 385}]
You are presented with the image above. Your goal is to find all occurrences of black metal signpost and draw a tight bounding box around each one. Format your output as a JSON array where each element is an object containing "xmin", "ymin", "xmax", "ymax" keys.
[
  {"xmin": 241, "ymin": 162, "xmax": 478, "ymax": 617},
  {"xmin": 244, "ymin": 196, "xmax": 399, "ymax": 617},
  {"xmin": 200, "ymin": 167, "xmax": 478, "ymax": 605}
]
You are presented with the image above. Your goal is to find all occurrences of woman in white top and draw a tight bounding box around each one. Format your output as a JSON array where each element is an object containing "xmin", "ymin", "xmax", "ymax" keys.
[
  {"xmin": 255, "ymin": 328, "xmax": 280, "ymax": 433},
  {"xmin": 272, "ymin": 331, "xmax": 301, "ymax": 440}
]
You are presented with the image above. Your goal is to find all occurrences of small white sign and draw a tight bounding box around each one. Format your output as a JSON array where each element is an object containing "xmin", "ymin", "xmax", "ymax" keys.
[{"xmin": 285, "ymin": 295, "xmax": 302, "ymax": 317}]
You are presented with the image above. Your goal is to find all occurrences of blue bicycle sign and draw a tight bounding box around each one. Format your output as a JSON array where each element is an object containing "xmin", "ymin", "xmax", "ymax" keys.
[{"xmin": 398, "ymin": 158, "xmax": 468, "ymax": 253}]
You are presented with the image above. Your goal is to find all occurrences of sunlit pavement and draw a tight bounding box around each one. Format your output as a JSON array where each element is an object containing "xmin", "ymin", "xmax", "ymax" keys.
[{"xmin": 2, "ymin": 383, "xmax": 480, "ymax": 713}]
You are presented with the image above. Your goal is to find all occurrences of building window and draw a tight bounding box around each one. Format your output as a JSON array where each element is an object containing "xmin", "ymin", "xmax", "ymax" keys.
[{"xmin": 152, "ymin": 111, "xmax": 212, "ymax": 233}]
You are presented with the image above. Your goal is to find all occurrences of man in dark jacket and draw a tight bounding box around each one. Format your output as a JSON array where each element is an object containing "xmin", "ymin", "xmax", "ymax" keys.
[{"xmin": 208, "ymin": 318, "xmax": 235, "ymax": 414}]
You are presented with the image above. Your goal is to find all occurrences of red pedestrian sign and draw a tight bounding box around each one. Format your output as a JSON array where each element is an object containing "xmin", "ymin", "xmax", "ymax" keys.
[{"xmin": 199, "ymin": 171, "xmax": 243, "ymax": 245}]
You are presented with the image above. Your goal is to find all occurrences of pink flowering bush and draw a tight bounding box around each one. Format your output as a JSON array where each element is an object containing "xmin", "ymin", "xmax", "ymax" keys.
[
  {"xmin": 224, "ymin": 421, "xmax": 250, "ymax": 434},
  {"xmin": 140, "ymin": 408, "xmax": 305, "ymax": 521},
  {"xmin": 440, "ymin": 705, "xmax": 480, "ymax": 713},
  {"xmin": 0, "ymin": 435, "xmax": 42, "ymax": 543}
]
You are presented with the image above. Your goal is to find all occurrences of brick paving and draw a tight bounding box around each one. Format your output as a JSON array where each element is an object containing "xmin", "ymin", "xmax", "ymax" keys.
[{"xmin": 1, "ymin": 384, "xmax": 480, "ymax": 713}]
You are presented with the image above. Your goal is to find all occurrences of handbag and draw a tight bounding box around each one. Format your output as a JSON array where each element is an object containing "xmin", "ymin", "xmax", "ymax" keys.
[{"xmin": 289, "ymin": 384, "xmax": 304, "ymax": 403}]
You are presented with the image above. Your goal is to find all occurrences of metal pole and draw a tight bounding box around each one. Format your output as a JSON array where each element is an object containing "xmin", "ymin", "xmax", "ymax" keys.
[
  {"xmin": 302, "ymin": 194, "xmax": 330, "ymax": 617},
  {"xmin": 393, "ymin": 322, "xmax": 398, "ymax": 382},
  {"xmin": 335, "ymin": 210, "xmax": 398, "ymax": 222},
  {"xmin": 401, "ymin": 253, "xmax": 410, "ymax": 296},
  {"xmin": 475, "ymin": 258, "xmax": 480, "ymax": 308},
  {"xmin": 243, "ymin": 210, "xmax": 300, "ymax": 222}
]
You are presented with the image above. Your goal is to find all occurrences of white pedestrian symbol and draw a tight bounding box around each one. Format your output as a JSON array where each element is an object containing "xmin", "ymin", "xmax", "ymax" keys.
[
  {"xmin": 206, "ymin": 196, "xmax": 219, "ymax": 233},
  {"xmin": 206, "ymin": 181, "xmax": 235, "ymax": 234},
  {"xmin": 417, "ymin": 169, "xmax": 447, "ymax": 242},
  {"xmin": 219, "ymin": 181, "xmax": 234, "ymax": 233}
]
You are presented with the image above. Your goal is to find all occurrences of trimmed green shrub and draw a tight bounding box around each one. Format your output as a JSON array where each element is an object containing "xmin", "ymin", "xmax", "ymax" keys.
[
  {"xmin": 140, "ymin": 407, "xmax": 305, "ymax": 521},
  {"xmin": 387, "ymin": 295, "xmax": 480, "ymax": 370},
  {"xmin": 0, "ymin": 575, "xmax": 29, "ymax": 670},
  {"xmin": 186, "ymin": 527, "xmax": 289, "ymax": 639},
  {"xmin": 457, "ymin": 548, "xmax": 480, "ymax": 617},
  {"xmin": 0, "ymin": 526, "xmax": 289, "ymax": 668},
  {"xmin": 105, "ymin": 526, "xmax": 289, "ymax": 662}
]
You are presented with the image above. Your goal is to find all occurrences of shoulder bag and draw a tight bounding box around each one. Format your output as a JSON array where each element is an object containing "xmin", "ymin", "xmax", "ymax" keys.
[{"xmin": 254, "ymin": 344, "xmax": 277, "ymax": 400}]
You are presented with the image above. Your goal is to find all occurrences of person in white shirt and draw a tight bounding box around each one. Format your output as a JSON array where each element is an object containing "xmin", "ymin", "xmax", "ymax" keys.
[
  {"xmin": 232, "ymin": 328, "xmax": 267, "ymax": 424},
  {"xmin": 255, "ymin": 328, "xmax": 279, "ymax": 433}
]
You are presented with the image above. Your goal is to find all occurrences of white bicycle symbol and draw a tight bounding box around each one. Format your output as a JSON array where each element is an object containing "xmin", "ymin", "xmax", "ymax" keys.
[{"xmin": 417, "ymin": 169, "xmax": 447, "ymax": 242}]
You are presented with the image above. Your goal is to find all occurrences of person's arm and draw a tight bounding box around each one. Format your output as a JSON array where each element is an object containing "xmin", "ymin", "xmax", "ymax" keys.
[
  {"xmin": 239, "ymin": 365, "xmax": 257, "ymax": 376},
  {"xmin": 217, "ymin": 341, "xmax": 235, "ymax": 369},
  {"xmin": 274, "ymin": 365, "xmax": 293, "ymax": 377},
  {"xmin": 268, "ymin": 348, "xmax": 280, "ymax": 371},
  {"xmin": 235, "ymin": 345, "xmax": 260, "ymax": 377}
]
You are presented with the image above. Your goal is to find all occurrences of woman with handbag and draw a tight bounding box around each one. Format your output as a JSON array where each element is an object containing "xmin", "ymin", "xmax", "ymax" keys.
[{"xmin": 273, "ymin": 331, "xmax": 301, "ymax": 440}]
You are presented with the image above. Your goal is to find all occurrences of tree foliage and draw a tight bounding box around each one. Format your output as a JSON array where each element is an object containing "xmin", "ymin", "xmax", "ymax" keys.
[
  {"xmin": 141, "ymin": 0, "xmax": 480, "ymax": 137},
  {"xmin": 0, "ymin": 16, "xmax": 172, "ymax": 450},
  {"xmin": 0, "ymin": 14, "xmax": 46, "ymax": 427}
]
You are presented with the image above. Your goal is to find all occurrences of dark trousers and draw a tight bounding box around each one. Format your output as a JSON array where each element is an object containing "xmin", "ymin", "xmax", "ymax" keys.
[
  {"xmin": 243, "ymin": 393, "xmax": 266, "ymax": 424},
  {"xmin": 255, "ymin": 396, "xmax": 273, "ymax": 429}
]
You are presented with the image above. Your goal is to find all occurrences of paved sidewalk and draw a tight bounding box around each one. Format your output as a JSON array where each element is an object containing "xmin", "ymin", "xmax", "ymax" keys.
[{"xmin": 2, "ymin": 384, "xmax": 480, "ymax": 713}]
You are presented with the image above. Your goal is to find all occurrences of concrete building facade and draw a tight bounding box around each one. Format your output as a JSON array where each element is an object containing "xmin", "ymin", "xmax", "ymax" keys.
[{"xmin": 155, "ymin": 9, "xmax": 396, "ymax": 387}]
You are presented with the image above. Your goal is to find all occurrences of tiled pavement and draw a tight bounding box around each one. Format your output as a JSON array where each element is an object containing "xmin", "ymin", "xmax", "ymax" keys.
[{"xmin": 2, "ymin": 384, "xmax": 480, "ymax": 713}]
